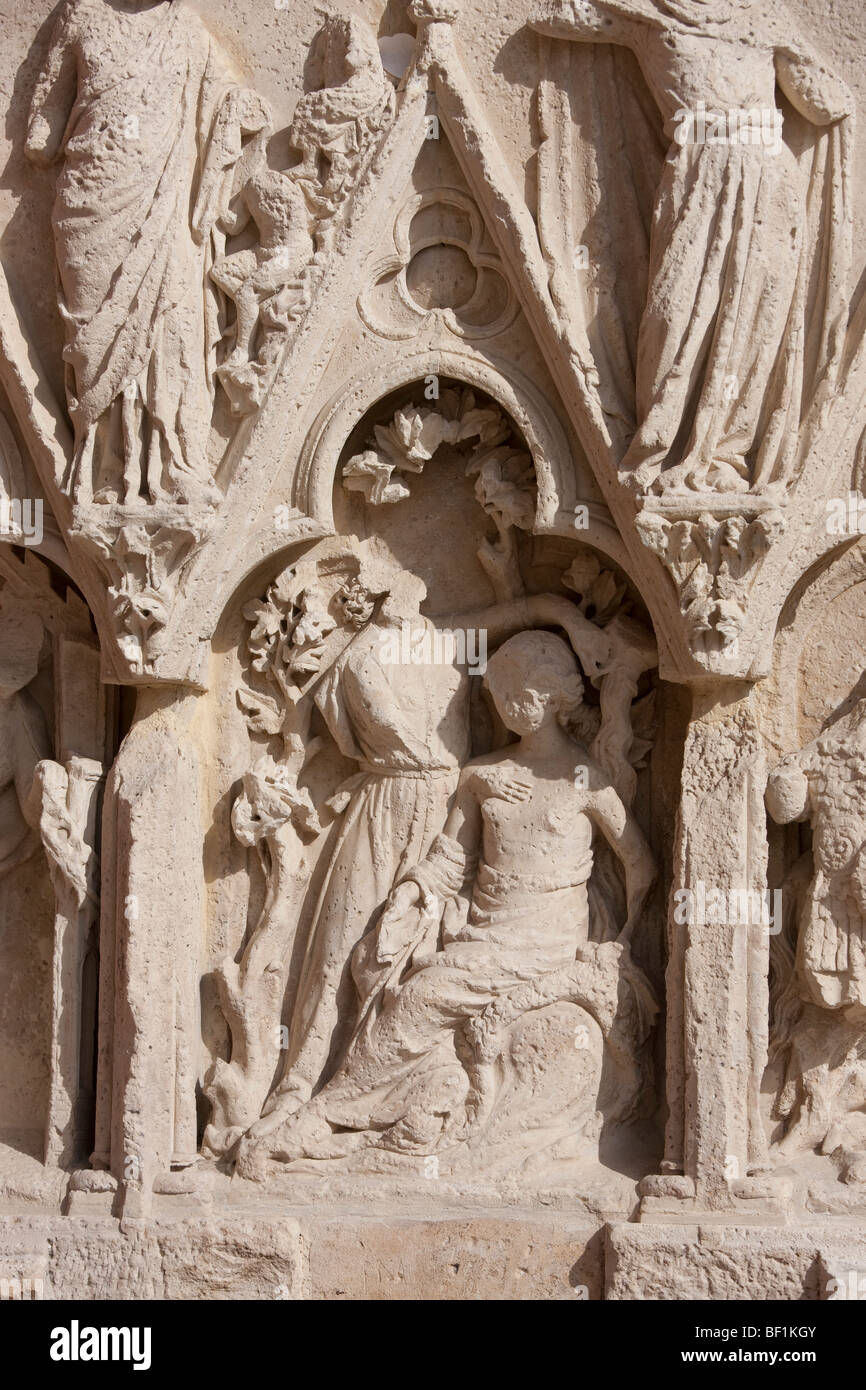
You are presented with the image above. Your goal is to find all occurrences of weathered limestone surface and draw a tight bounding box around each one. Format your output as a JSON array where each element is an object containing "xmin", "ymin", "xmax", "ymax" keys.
[{"xmin": 2, "ymin": 0, "xmax": 866, "ymax": 1300}]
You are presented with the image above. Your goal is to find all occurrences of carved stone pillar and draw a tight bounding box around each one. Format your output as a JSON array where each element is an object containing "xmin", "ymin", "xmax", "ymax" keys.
[
  {"xmin": 645, "ymin": 681, "xmax": 774, "ymax": 1216},
  {"xmin": 93, "ymin": 687, "xmax": 203, "ymax": 1219},
  {"xmin": 44, "ymin": 756, "xmax": 104, "ymax": 1166}
]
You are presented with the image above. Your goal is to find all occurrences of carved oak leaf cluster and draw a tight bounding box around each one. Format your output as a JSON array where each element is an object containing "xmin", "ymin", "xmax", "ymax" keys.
[
  {"xmin": 342, "ymin": 387, "xmax": 509, "ymax": 504},
  {"xmin": 466, "ymin": 445, "xmax": 536, "ymax": 532},
  {"xmin": 635, "ymin": 509, "xmax": 785, "ymax": 653},
  {"xmin": 342, "ymin": 386, "xmax": 539, "ymax": 602},
  {"xmin": 240, "ymin": 566, "xmax": 337, "ymax": 738},
  {"xmin": 562, "ymin": 551, "xmax": 629, "ymax": 626}
]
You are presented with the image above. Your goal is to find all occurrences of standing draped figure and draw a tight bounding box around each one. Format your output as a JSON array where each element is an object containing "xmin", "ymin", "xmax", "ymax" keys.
[
  {"xmin": 532, "ymin": 0, "xmax": 853, "ymax": 496},
  {"xmin": 26, "ymin": 0, "xmax": 265, "ymax": 504}
]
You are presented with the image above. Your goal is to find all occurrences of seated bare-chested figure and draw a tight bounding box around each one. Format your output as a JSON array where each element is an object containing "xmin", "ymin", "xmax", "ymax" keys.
[{"xmin": 237, "ymin": 630, "xmax": 656, "ymax": 1176}]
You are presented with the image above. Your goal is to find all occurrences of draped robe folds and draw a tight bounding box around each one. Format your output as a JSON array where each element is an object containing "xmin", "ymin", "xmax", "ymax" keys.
[
  {"xmin": 273, "ymin": 622, "xmax": 466, "ymax": 1105},
  {"xmin": 254, "ymin": 786, "xmax": 653, "ymax": 1166},
  {"xmin": 28, "ymin": 0, "xmax": 240, "ymax": 497},
  {"xmin": 305, "ymin": 852, "xmax": 598, "ymax": 1151},
  {"xmin": 534, "ymin": 0, "xmax": 852, "ymax": 495}
]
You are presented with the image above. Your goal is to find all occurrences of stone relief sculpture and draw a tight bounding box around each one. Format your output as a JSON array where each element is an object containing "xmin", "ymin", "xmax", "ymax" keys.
[
  {"xmin": 0, "ymin": 563, "xmax": 105, "ymax": 1164},
  {"xmin": 4, "ymin": 0, "xmax": 866, "ymax": 1305},
  {"xmin": 634, "ymin": 507, "xmax": 785, "ymax": 655},
  {"xmin": 767, "ymin": 702, "xmax": 866, "ymax": 1181},
  {"xmin": 237, "ymin": 630, "xmax": 656, "ymax": 1178},
  {"xmin": 204, "ymin": 524, "xmax": 641, "ymax": 1157},
  {"xmin": 75, "ymin": 518, "xmax": 206, "ymax": 676},
  {"xmin": 289, "ymin": 14, "xmax": 395, "ymax": 220},
  {"xmin": 21, "ymin": 2, "xmax": 396, "ymax": 680},
  {"xmin": 768, "ymin": 705, "xmax": 866, "ymax": 1012},
  {"xmin": 212, "ymin": 15, "xmax": 395, "ymax": 414},
  {"xmin": 532, "ymin": 0, "xmax": 852, "ymax": 498},
  {"xmin": 209, "ymin": 105, "xmax": 315, "ymax": 412},
  {"xmin": 0, "ymin": 597, "xmax": 96, "ymax": 903},
  {"xmin": 25, "ymin": 0, "xmax": 261, "ymax": 505}
]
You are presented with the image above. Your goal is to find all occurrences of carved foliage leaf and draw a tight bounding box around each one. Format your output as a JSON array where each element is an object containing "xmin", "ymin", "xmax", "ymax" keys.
[
  {"xmin": 238, "ymin": 563, "xmax": 341, "ymax": 739},
  {"xmin": 562, "ymin": 552, "xmax": 628, "ymax": 625},
  {"xmin": 237, "ymin": 688, "xmax": 284, "ymax": 737},
  {"xmin": 469, "ymin": 447, "xmax": 536, "ymax": 531},
  {"xmin": 342, "ymin": 388, "xmax": 523, "ymax": 509}
]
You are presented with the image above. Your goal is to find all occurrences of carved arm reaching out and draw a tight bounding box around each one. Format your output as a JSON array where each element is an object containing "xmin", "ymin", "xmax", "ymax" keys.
[
  {"xmin": 450, "ymin": 593, "xmax": 612, "ymax": 683},
  {"xmin": 586, "ymin": 778, "xmax": 656, "ymax": 943}
]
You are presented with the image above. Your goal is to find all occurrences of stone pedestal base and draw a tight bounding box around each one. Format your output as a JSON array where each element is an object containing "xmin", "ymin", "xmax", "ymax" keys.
[
  {"xmin": 0, "ymin": 1203, "xmax": 602, "ymax": 1300},
  {"xmin": 605, "ymin": 1223, "xmax": 866, "ymax": 1300},
  {"xmin": 3, "ymin": 1206, "xmax": 866, "ymax": 1299}
]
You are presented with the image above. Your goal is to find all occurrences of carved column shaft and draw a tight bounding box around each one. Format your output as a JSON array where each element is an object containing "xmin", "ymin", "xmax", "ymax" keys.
[
  {"xmin": 663, "ymin": 681, "xmax": 770, "ymax": 1209},
  {"xmin": 94, "ymin": 687, "xmax": 203, "ymax": 1216},
  {"xmin": 45, "ymin": 757, "xmax": 104, "ymax": 1166}
]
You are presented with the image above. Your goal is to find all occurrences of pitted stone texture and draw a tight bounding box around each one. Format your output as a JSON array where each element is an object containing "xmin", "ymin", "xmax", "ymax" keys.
[
  {"xmin": 0, "ymin": 1214, "xmax": 305, "ymax": 1301},
  {"xmin": 605, "ymin": 1224, "xmax": 866, "ymax": 1301},
  {"xmin": 3, "ymin": 0, "xmax": 866, "ymax": 1304},
  {"xmin": 306, "ymin": 1214, "xmax": 601, "ymax": 1301}
]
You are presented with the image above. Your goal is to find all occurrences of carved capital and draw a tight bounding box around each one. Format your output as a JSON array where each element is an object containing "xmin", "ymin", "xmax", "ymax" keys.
[
  {"xmin": 636, "ymin": 500, "xmax": 785, "ymax": 667},
  {"xmin": 72, "ymin": 517, "xmax": 207, "ymax": 677}
]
